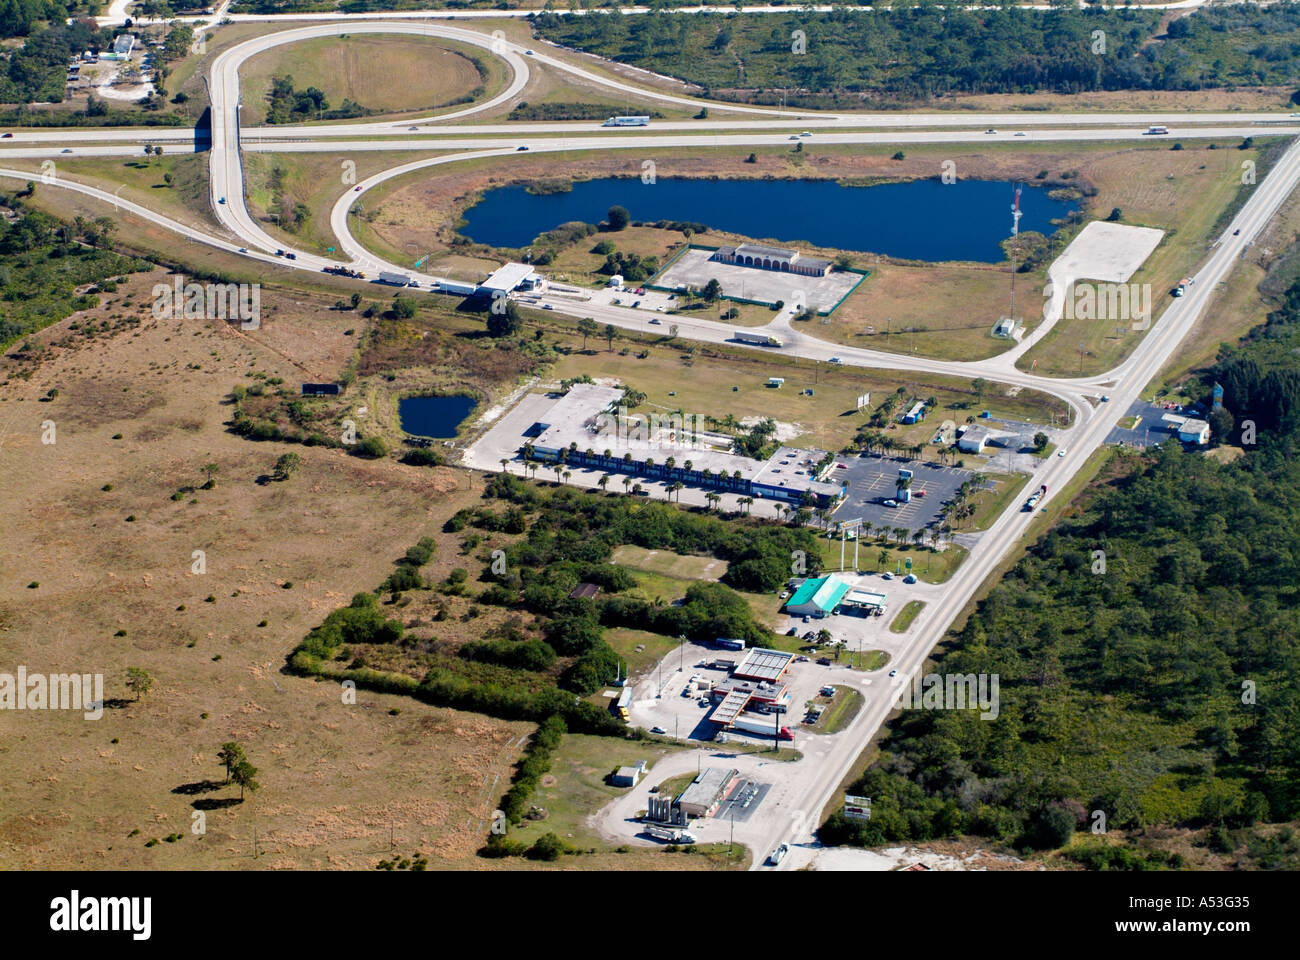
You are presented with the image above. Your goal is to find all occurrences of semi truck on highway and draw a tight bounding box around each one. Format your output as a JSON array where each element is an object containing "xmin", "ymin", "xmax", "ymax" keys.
[
  {"xmin": 1023, "ymin": 484, "xmax": 1048, "ymax": 511},
  {"xmin": 734, "ymin": 330, "xmax": 783, "ymax": 348},
  {"xmin": 377, "ymin": 271, "xmax": 412, "ymax": 286},
  {"xmin": 644, "ymin": 824, "xmax": 696, "ymax": 843},
  {"xmin": 603, "ymin": 115, "xmax": 651, "ymax": 127},
  {"xmin": 1146, "ymin": 125, "xmax": 1169, "ymax": 135},
  {"xmin": 728, "ymin": 715, "xmax": 795, "ymax": 740}
]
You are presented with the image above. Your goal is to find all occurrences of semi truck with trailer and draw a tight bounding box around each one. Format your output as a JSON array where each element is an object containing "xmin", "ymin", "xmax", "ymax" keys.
[
  {"xmin": 1023, "ymin": 484, "xmax": 1048, "ymax": 511},
  {"xmin": 734, "ymin": 330, "xmax": 783, "ymax": 348},
  {"xmin": 603, "ymin": 116, "xmax": 651, "ymax": 127},
  {"xmin": 377, "ymin": 271, "xmax": 412, "ymax": 286},
  {"xmin": 728, "ymin": 715, "xmax": 795, "ymax": 740}
]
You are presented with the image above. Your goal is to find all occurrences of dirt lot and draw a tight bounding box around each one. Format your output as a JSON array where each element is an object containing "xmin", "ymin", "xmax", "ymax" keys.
[{"xmin": 0, "ymin": 269, "xmax": 547, "ymax": 870}]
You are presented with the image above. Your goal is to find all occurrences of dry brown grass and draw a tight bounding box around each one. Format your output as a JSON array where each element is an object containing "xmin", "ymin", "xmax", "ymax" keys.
[{"xmin": 0, "ymin": 270, "xmax": 547, "ymax": 870}]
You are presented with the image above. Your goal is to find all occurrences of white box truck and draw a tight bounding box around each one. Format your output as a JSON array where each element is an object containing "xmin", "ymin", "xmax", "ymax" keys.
[{"xmin": 377, "ymin": 271, "xmax": 411, "ymax": 286}]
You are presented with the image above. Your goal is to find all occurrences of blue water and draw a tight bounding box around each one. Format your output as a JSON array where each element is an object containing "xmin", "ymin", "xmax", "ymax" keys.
[
  {"xmin": 398, "ymin": 394, "xmax": 477, "ymax": 438},
  {"xmin": 459, "ymin": 178, "xmax": 1075, "ymax": 263}
]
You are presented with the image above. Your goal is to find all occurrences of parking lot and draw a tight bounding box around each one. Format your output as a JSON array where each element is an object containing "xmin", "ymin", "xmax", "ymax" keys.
[
  {"xmin": 653, "ymin": 249, "xmax": 861, "ymax": 312},
  {"xmin": 828, "ymin": 454, "xmax": 977, "ymax": 534}
]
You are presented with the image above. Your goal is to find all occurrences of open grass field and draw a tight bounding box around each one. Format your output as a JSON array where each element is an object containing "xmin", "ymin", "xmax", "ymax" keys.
[
  {"xmin": 610, "ymin": 544, "xmax": 728, "ymax": 582},
  {"xmin": 963, "ymin": 472, "xmax": 1031, "ymax": 531},
  {"xmin": 5, "ymin": 155, "xmax": 220, "ymax": 236},
  {"xmin": 0, "ymin": 269, "xmax": 564, "ymax": 870},
  {"xmin": 1021, "ymin": 139, "xmax": 1282, "ymax": 377},
  {"xmin": 239, "ymin": 36, "xmax": 492, "ymax": 126},
  {"xmin": 615, "ymin": 567, "xmax": 783, "ymax": 632},
  {"xmin": 544, "ymin": 328, "xmax": 1070, "ymax": 455}
]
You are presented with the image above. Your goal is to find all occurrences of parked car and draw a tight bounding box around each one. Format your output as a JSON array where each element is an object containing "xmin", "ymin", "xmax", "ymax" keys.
[
  {"xmin": 883, "ymin": 499, "xmax": 899, "ymax": 508},
  {"xmin": 785, "ymin": 627, "xmax": 797, "ymax": 636},
  {"xmin": 816, "ymin": 657, "xmax": 832, "ymax": 666},
  {"xmin": 650, "ymin": 726, "xmax": 666, "ymax": 735},
  {"xmin": 882, "ymin": 572, "xmax": 894, "ymax": 581},
  {"xmin": 903, "ymin": 574, "xmax": 917, "ymax": 584},
  {"xmin": 794, "ymin": 656, "xmax": 809, "ymax": 663}
]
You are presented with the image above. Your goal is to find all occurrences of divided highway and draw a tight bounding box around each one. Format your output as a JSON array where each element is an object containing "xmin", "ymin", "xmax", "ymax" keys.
[{"xmin": 14, "ymin": 14, "xmax": 1300, "ymax": 869}]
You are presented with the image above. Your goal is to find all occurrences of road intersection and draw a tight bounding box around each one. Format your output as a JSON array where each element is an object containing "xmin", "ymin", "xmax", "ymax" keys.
[{"xmin": 8, "ymin": 13, "xmax": 1300, "ymax": 867}]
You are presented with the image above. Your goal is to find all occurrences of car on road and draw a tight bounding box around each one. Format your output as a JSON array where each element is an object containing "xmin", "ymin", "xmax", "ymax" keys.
[
  {"xmin": 61, "ymin": 148, "xmax": 72, "ymax": 153},
  {"xmin": 274, "ymin": 249, "xmax": 285, "ymax": 257},
  {"xmin": 1057, "ymin": 447, "xmax": 1067, "ymax": 457},
  {"xmin": 1, "ymin": 132, "xmax": 11, "ymax": 138},
  {"xmin": 829, "ymin": 356, "xmax": 842, "ymax": 363},
  {"xmin": 800, "ymin": 131, "xmax": 812, "ymax": 137},
  {"xmin": 354, "ymin": 185, "xmax": 362, "ymax": 191},
  {"xmin": 516, "ymin": 145, "xmax": 529, "ymax": 151},
  {"xmin": 648, "ymin": 317, "xmax": 661, "ymax": 324},
  {"xmin": 789, "ymin": 135, "xmax": 800, "ymax": 140},
  {"xmin": 632, "ymin": 300, "xmax": 641, "ymax": 307},
  {"xmin": 1015, "ymin": 131, "xmax": 1026, "ymax": 136},
  {"xmin": 889, "ymin": 669, "xmax": 898, "ymax": 678},
  {"xmin": 285, "ymin": 252, "xmax": 296, "ymax": 260},
  {"xmin": 525, "ymin": 49, "xmax": 534, "ymax": 55},
  {"xmin": 542, "ymin": 303, "xmax": 553, "ymax": 310},
  {"xmin": 650, "ymin": 726, "xmax": 666, "ymax": 735},
  {"xmin": 238, "ymin": 247, "xmax": 247, "ymax": 253},
  {"xmin": 1100, "ymin": 395, "xmax": 1110, "ymax": 402},
  {"xmin": 1234, "ymin": 229, "xmax": 1241, "ymax": 236},
  {"xmin": 985, "ymin": 128, "xmax": 997, "ymax": 134},
  {"xmin": 408, "ymin": 126, "xmax": 419, "ymax": 131},
  {"xmin": 218, "ymin": 196, "xmax": 226, "ymax": 204}
]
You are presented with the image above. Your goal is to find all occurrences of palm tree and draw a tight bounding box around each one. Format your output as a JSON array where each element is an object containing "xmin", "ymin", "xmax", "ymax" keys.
[
  {"xmin": 665, "ymin": 456, "xmax": 676, "ymax": 474},
  {"xmin": 598, "ymin": 474, "xmax": 610, "ymax": 492},
  {"xmin": 878, "ymin": 549, "xmax": 888, "ymax": 571},
  {"xmin": 671, "ymin": 481, "xmax": 683, "ymax": 501},
  {"xmin": 562, "ymin": 469, "xmax": 571, "ymax": 484},
  {"xmin": 684, "ymin": 460, "xmax": 693, "ymax": 474},
  {"xmin": 738, "ymin": 495, "xmax": 753, "ymax": 515},
  {"xmin": 632, "ymin": 482, "xmax": 643, "ymax": 496},
  {"xmin": 622, "ymin": 476, "xmax": 632, "ymax": 493},
  {"xmin": 499, "ymin": 458, "xmax": 508, "ymax": 474}
]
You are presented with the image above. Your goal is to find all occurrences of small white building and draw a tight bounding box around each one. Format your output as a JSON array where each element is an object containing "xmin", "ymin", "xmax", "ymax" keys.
[
  {"xmin": 607, "ymin": 274, "xmax": 624, "ymax": 288},
  {"xmin": 1179, "ymin": 418, "xmax": 1210, "ymax": 445},
  {"xmin": 957, "ymin": 425, "xmax": 994, "ymax": 454},
  {"xmin": 611, "ymin": 760, "xmax": 648, "ymax": 788}
]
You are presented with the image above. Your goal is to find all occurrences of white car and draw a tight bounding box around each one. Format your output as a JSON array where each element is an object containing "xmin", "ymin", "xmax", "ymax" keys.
[
  {"xmin": 985, "ymin": 128, "xmax": 997, "ymax": 134},
  {"xmin": 889, "ymin": 669, "xmax": 898, "ymax": 678},
  {"xmin": 1057, "ymin": 447, "xmax": 1067, "ymax": 457},
  {"xmin": 1015, "ymin": 131, "xmax": 1026, "ymax": 137},
  {"xmin": 768, "ymin": 843, "xmax": 789, "ymax": 865}
]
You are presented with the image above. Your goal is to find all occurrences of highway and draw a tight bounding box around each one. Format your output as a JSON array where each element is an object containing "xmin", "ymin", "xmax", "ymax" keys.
[{"xmin": 13, "ymin": 13, "xmax": 1300, "ymax": 868}]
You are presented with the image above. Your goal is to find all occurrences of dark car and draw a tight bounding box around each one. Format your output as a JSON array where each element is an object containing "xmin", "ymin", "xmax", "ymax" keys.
[
  {"xmin": 1, "ymin": 132, "xmax": 12, "ymax": 138},
  {"xmin": 285, "ymin": 252, "xmax": 297, "ymax": 260},
  {"xmin": 816, "ymin": 657, "xmax": 832, "ymax": 666},
  {"xmin": 785, "ymin": 627, "xmax": 797, "ymax": 636}
]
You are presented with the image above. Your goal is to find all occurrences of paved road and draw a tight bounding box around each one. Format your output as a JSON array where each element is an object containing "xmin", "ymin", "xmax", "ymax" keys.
[{"xmin": 19, "ymin": 13, "xmax": 1300, "ymax": 868}]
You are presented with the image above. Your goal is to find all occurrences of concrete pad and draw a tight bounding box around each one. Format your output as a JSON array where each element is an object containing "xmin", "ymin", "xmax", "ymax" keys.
[{"xmin": 654, "ymin": 249, "xmax": 861, "ymax": 312}]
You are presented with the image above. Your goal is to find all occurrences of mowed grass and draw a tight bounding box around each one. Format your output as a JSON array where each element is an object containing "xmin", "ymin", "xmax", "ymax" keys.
[
  {"xmin": 816, "ymin": 535, "xmax": 967, "ymax": 584},
  {"xmin": 890, "ymin": 600, "xmax": 926, "ymax": 633},
  {"xmin": 239, "ymin": 35, "xmax": 489, "ymax": 125},
  {"xmin": 824, "ymin": 260, "xmax": 1019, "ymax": 361},
  {"xmin": 518, "ymin": 733, "xmax": 734, "ymax": 868},
  {"xmin": 1022, "ymin": 140, "xmax": 1277, "ymax": 377},
  {"xmin": 5, "ymin": 154, "xmax": 218, "ymax": 234},
  {"xmin": 244, "ymin": 150, "xmax": 451, "ymax": 258},
  {"xmin": 0, "ymin": 272, "xmax": 552, "ymax": 870},
  {"xmin": 610, "ymin": 544, "xmax": 728, "ymax": 581},
  {"xmin": 809, "ymin": 685, "xmax": 864, "ymax": 734},
  {"xmin": 603, "ymin": 627, "xmax": 682, "ymax": 681},
  {"xmin": 544, "ymin": 326, "xmax": 1070, "ymax": 455}
]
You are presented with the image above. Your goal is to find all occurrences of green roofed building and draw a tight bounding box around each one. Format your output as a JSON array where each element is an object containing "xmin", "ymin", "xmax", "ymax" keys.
[{"xmin": 785, "ymin": 574, "xmax": 852, "ymax": 619}]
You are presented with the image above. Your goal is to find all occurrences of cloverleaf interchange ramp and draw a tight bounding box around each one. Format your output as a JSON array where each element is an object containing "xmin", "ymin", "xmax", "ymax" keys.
[{"xmin": 10, "ymin": 11, "xmax": 1300, "ymax": 867}]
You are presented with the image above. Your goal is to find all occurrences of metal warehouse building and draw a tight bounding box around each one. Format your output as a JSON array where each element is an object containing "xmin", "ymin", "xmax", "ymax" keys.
[{"xmin": 676, "ymin": 767, "xmax": 739, "ymax": 819}]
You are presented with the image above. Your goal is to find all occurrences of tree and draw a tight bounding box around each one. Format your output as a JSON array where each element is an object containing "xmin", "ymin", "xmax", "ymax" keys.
[
  {"xmin": 604, "ymin": 323, "xmax": 617, "ymax": 351},
  {"xmin": 702, "ymin": 278, "xmax": 723, "ymax": 303},
  {"xmin": 125, "ymin": 667, "xmax": 153, "ymax": 701},
  {"xmin": 576, "ymin": 316, "xmax": 597, "ymax": 350},
  {"xmin": 607, "ymin": 205, "xmax": 630, "ymax": 231},
  {"xmin": 217, "ymin": 742, "xmax": 245, "ymax": 783},
  {"xmin": 1106, "ymin": 207, "xmax": 1123, "ymax": 222},
  {"xmin": 231, "ymin": 759, "xmax": 259, "ymax": 801},
  {"xmin": 487, "ymin": 300, "xmax": 522, "ymax": 338},
  {"xmin": 273, "ymin": 452, "xmax": 301, "ymax": 481},
  {"xmin": 1033, "ymin": 432, "xmax": 1049, "ymax": 452}
]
